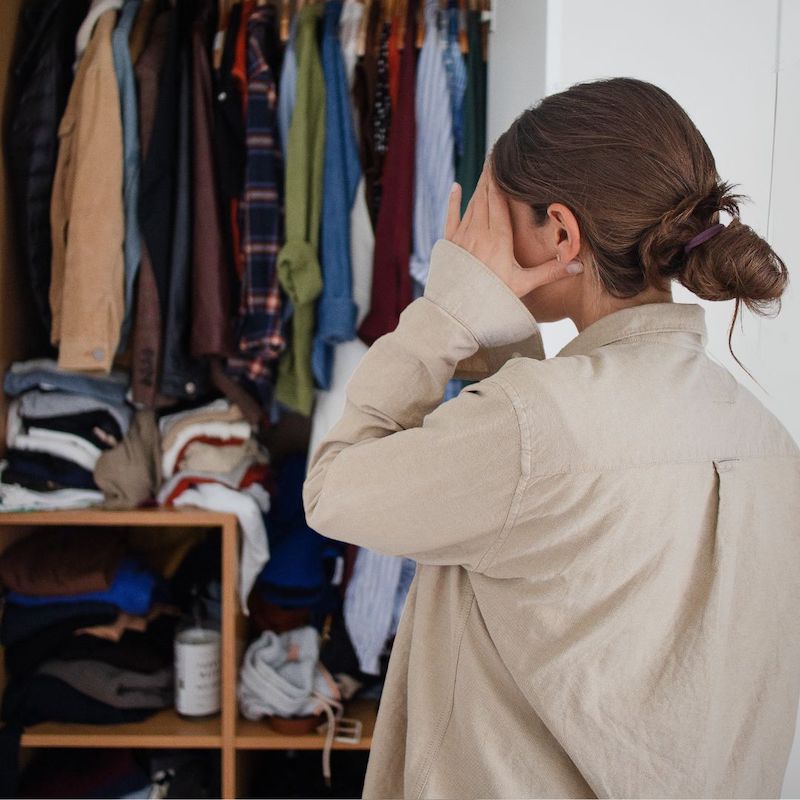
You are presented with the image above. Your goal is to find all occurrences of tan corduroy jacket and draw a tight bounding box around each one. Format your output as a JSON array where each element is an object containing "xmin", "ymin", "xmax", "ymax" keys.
[
  {"xmin": 50, "ymin": 9, "xmax": 124, "ymax": 373},
  {"xmin": 303, "ymin": 238, "xmax": 800, "ymax": 799}
]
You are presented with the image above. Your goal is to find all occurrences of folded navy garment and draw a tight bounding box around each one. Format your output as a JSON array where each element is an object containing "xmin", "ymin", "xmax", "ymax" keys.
[
  {"xmin": 21, "ymin": 409, "xmax": 123, "ymax": 449},
  {"xmin": 0, "ymin": 601, "xmax": 118, "ymax": 646},
  {"xmin": 3, "ymin": 613, "xmax": 120, "ymax": 676},
  {"xmin": 3, "ymin": 448, "xmax": 98, "ymax": 491},
  {"xmin": 6, "ymin": 558, "xmax": 159, "ymax": 615},
  {"xmin": 4, "ymin": 359, "xmax": 129, "ymax": 405},
  {"xmin": 40, "ymin": 613, "xmax": 177, "ymax": 674}
]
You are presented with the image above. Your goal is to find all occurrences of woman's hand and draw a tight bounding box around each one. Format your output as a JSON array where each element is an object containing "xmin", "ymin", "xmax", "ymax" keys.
[{"xmin": 444, "ymin": 162, "xmax": 583, "ymax": 298}]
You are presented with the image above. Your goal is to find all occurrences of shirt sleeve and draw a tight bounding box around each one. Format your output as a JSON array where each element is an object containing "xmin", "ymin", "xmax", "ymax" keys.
[{"xmin": 302, "ymin": 238, "xmax": 544, "ymax": 570}]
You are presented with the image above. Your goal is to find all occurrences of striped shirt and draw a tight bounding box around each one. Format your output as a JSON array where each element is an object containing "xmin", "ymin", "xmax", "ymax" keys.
[{"xmin": 409, "ymin": 0, "xmax": 455, "ymax": 287}]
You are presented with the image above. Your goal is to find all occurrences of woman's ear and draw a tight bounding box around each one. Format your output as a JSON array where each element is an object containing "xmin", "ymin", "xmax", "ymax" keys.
[{"xmin": 547, "ymin": 203, "xmax": 582, "ymax": 264}]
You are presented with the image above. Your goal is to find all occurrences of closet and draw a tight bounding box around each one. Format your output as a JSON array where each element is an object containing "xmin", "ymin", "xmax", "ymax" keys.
[{"xmin": 0, "ymin": 0, "xmax": 489, "ymax": 796}]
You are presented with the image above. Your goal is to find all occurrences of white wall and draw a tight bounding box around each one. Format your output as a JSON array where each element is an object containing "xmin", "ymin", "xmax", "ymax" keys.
[{"xmin": 487, "ymin": 1, "xmax": 800, "ymax": 795}]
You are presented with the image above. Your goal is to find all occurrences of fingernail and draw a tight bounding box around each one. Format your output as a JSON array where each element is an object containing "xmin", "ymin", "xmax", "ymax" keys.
[
  {"xmin": 566, "ymin": 260, "xmax": 583, "ymax": 275},
  {"xmin": 451, "ymin": 182, "xmax": 460, "ymax": 194}
]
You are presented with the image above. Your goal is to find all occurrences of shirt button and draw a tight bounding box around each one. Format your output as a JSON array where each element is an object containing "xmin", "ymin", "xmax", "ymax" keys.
[
  {"xmin": 217, "ymin": 91, "xmax": 227, "ymax": 101},
  {"xmin": 185, "ymin": 381, "xmax": 196, "ymax": 395},
  {"xmin": 92, "ymin": 347, "xmax": 105, "ymax": 362}
]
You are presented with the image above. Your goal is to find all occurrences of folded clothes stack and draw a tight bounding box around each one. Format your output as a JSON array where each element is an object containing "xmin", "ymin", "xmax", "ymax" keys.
[
  {"xmin": 1, "ymin": 359, "xmax": 133, "ymax": 511},
  {"xmin": 155, "ymin": 399, "xmax": 273, "ymax": 613},
  {"xmin": 0, "ymin": 529, "xmax": 216, "ymax": 797},
  {"xmin": 0, "ymin": 530, "xmax": 176, "ymax": 725}
]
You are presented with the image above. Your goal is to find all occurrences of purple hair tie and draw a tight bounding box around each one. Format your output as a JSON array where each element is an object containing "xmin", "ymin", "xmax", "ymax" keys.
[{"xmin": 684, "ymin": 222, "xmax": 725, "ymax": 255}]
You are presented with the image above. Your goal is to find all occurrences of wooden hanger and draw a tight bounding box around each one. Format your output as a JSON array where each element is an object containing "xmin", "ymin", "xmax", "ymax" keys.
[
  {"xmin": 458, "ymin": 0, "xmax": 468, "ymax": 53},
  {"xmin": 396, "ymin": 0, "xmax": 409, "ymax": 49},
  {"xmin": 279, "ymin": 0, "xmax": 290, "ymax": 40},
  {"xmin": 356, "ymin": 0, "xmax": 372, "ymax": 57},
  {"xmin": 415, "ymin": 0, "xmax": 425, "ymax": 49}
]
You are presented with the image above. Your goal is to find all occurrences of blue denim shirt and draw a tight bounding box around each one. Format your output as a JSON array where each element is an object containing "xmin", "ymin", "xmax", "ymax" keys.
[
  {"xmin": 310, "ymin": 0, "xmax": 362, "ymax": 390},
  {"xmin": 111, "ymin": 0, "xmax": 142, "ymax": 351}
]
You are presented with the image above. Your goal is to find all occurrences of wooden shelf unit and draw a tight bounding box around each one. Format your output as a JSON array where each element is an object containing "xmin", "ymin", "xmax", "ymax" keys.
[
  {"xmin": 0, "ymin": 509, "xmax": 377, "ymax": 798},
  {"xmin": 236, "ymin": 698, "xmax": 377, "ymax": 751},
  {"xmin": 21, "ymin": 708, "xmax": 223, "ymax": 750}
]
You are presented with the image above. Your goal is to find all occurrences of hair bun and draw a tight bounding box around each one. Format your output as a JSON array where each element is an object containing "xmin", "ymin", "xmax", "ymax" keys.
[
  {"xmin": 680, "ymin": 217, "xmax": 788, "ymax": 314},
  {"xmin": 638, "ymin": 181, "xmax": 787, "ymax": 314}
]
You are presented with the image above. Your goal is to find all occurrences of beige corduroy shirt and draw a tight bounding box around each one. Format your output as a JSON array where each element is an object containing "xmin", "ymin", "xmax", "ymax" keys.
[
  {"xmin": 50, "ymin": 8, "xmax": 124, "ymax": 373},
  {"xmin": 303, "ymin": 238, "xmax": 800, "ymax": 799}
]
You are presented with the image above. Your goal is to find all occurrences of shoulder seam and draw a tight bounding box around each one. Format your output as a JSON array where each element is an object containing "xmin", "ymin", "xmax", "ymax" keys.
[{"xmin": 472, "ymin": 375, "xmax": 531, "ymax": 573}]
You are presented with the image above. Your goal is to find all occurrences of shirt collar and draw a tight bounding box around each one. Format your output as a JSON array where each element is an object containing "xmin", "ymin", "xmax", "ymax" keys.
[{"xmin": 555, "ymin": 302, "xmax": 707, "ymax": 358}]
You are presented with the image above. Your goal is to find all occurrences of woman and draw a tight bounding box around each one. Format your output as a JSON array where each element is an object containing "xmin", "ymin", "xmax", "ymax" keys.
[{"xmin": 303, "ymin": 78, "xmax": 800, "ymax": 799}]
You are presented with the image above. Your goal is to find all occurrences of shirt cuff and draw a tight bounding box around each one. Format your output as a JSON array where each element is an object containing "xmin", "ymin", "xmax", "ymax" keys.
[{"xmin": 423, "ymin": 238, "xmax": 545, "ymax": 376}]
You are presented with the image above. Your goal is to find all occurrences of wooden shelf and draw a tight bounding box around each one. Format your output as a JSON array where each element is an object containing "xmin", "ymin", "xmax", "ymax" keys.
[
  {"xmin": 0, "ymin": 507, "xmax": 238, "ymax": 527},
  {"xmin": 21, "ymin": 708, "xmax": 222, "ymax": 749},
  {"xmin": 235, "ymin": 698, "xmax": 378, "ymax": 750}
]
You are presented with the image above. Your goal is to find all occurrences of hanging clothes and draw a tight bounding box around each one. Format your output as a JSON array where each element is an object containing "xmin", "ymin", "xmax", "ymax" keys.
[
  {"xmin": 277, "ymin": 11, "xmax": 298, "ymax": 160},
  {"xmin": 274, "ymin": 3, "xmax": 326, "ymax": 416},
  {"xmin": 409, "ymin": 0, "xmax": 455, "ymax": 287},
  {"xmin": 368, "ymin": 16, "xmax": 391, "ymax": 222},
  {"xmin": 212, "ymin": 2, "xmax": 246, "ymax": 283},
  {"xmin": 190, "ymin": 0, "xmax": 232, "ymax": 361},
  {"xmin": 343, "ymin": 548, "xmax": 415, "ymax": 677},
  {"xmin": 311, "ymin": 0, "xmax": 362, "ymax": 392},
  {"xmin": 339, "ymin": 0, "xmax": 364, "ymax": 104},
  {"xmin": 229, "ymin": 4, "xmax": 286, "ymax": 386},
  {"xmin": 442, "ymin": 0, "xmax": 467, "ymax": 156},
  {"xmin": 128, "ymin": 0, "xmax": 156, "ymax": 62},
  {"xmin": 456, "ymin": 6, "xmax": 487, "ymax": 214},
  {"xmin": 7, "ymin": 0, "xmax": 90, "ymax": 335},
  {"xmin": 161, "ymin": 4, "xmax": 210, "ymax": 400},
  {"xmin": 357, "ymin": 0, "xmax": 416, "ymax": 346},
  {"xmin": 49, "ymin": 5, "xmax": 125, "ymax": 373},
  {"xmin": 351, "ymin": 0, "xmax": 383, "ymax": 227},
  {"xmin": 112, "ymin": 0, "xmax": 143, "ymax": 351},
  {"xmin": 131, "ymin": 8, "xmax": 172, "ymax": 408}
]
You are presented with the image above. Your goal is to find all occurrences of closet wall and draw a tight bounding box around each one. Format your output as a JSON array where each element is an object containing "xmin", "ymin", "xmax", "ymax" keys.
[{"xmin": 487, "ymin": 1, "xmax": 800, "ymax": 795}]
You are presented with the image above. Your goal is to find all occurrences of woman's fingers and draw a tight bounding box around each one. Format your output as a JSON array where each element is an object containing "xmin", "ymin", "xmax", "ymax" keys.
[
  {"xmin": 470, "ymin": 162, "xmax": 490, "ymax": 230},
  {"xmin": 486, "ymin": 167, "xmax": 513, "ymax": 236},
  {"xmin": 444, "ymin": 182, "xmax": 462, "ymax": 240},
  {"xmin": 513, "ymin": 257, "xmax": 584, "ymax": 296}
]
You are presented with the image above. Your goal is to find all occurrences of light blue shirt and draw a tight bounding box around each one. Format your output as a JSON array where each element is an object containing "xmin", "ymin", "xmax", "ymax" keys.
[
  {"xmin": 112, "ymin": 0, "xmax": 142, "ymax": 351},
  {"xmin": 277, "ymin": 13, "xmax": 298, "ymax": 160},
  {"xmin": 409, "ymin": 0, "xmax": 455, "ymax": 287},
  {"xmin": 311, "ymin": 0, "xmax": 362, "ymax": 391},
  {"xmin": 344, "ymin": 549, "xmax": 416, "ymax": 676}
]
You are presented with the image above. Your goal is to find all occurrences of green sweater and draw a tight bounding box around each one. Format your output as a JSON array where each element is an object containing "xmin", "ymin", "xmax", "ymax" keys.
[{"xmin": 275, "ymin": 3, "xmax": 326, "ymax": 416}]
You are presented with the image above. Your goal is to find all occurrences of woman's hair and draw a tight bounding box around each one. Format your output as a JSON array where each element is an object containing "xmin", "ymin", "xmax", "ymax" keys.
[{"xmin": 490, "ymin": 77, "xmax": 788, "ymax": 372}]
